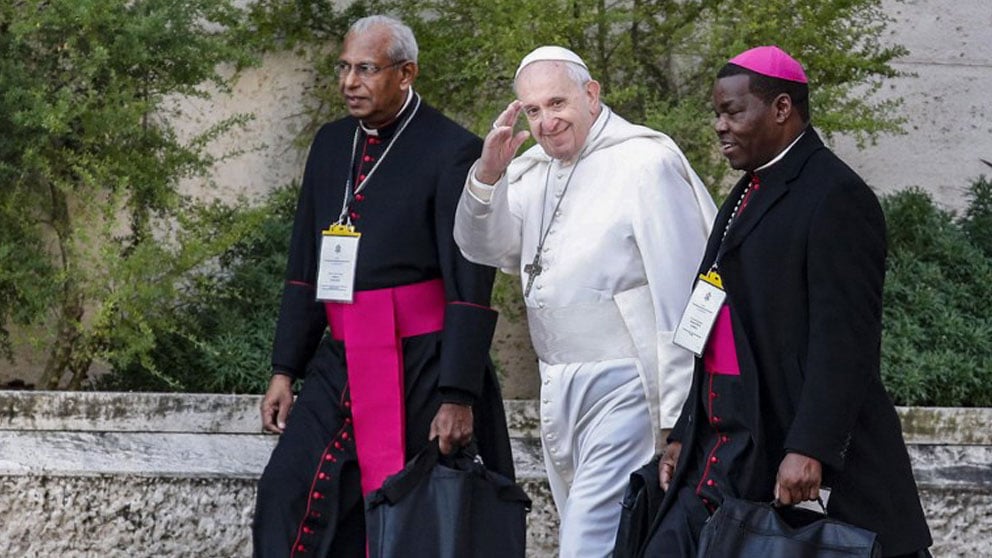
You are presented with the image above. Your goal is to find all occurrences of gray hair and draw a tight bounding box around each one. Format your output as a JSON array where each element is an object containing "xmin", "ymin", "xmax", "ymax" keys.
[
  {"xmin": 347, "ymin": 15, "xmax": 419, "ymax": 64},
  {"xmin": 513, "ymin": 60, "xmax": 592, "ymax": 94}
]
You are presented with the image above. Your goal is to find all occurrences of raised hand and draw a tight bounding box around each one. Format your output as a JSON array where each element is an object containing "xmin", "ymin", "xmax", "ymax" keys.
[{"xmin": 474, "ymin": 100, "xmax": 530, "ymax": 185}]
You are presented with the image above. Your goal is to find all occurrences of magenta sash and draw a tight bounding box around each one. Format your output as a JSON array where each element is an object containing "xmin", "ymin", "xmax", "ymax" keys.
[
  {"xmin": 703, "ymin": 305, "xmax": 741, "ymax": 376},
  {"xmin": 325, "ymin": 278, "xmax": 446, "ymax": 495}
]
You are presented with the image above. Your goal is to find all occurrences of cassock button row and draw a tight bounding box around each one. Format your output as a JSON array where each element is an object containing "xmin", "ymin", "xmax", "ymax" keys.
[
  {"xmin": 712, "ymin": 416, "xmax": 721, "ymax": 424},
  {"xmin": 706, "ymin": 479, "xmax": 716, "ymax": 487},
  {"xmin": 721, "ymin": 435, "xmax": 729, "ymax": 443},
  {"xmin": 354, "ymin": 193, "xmax": 365, "ymax": 202},
  {"xmin": 350, "ymin": 212, "xmax": 360, "ymax": 221},
  {"xmin": 363, "ymin": 155, "xmax": 373, "ymax": 162},
  {"xmin": 710, "ymin": 456, "xmax": 719, "ymax": 464},
  {"xmin": 358, "ymin": 174, "xmax": 366, "ymax": 182}
]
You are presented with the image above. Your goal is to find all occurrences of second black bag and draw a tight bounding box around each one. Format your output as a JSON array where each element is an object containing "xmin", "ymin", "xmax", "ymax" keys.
[{"xmin": 696, "ymin": 497, "xmax": 881, "ymax": 558}]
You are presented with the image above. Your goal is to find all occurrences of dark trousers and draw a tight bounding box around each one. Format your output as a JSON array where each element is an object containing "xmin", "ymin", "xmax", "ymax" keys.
[
  {"xmin": 641, "ymin": 487, "xmax": 711, "ymax": 557},
  {"xmin": 252, "ymin": 339, "xmax": 443, "ymax": 558}
]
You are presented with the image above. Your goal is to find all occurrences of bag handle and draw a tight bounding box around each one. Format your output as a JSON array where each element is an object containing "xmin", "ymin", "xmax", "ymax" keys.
[
  {"xmin": 376, "ymin": 438, "xmax": 481, "ymax": 505},
  {"xmin": 376, "ymin": 439, "xmax": 442, "ymax": 505}
]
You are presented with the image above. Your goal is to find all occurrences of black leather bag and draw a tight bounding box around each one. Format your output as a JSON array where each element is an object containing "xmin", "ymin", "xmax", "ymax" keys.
[
  {"xmin": 696, "ymin": 497, "xmax": 882, "ymax": 558},
  {"xmin": 365, "ymin": 440, "xmax": 531, "ymax": 558},
  {"xmin": 614, "ymin": 458, "xmax": 663, "ymax": 558}
]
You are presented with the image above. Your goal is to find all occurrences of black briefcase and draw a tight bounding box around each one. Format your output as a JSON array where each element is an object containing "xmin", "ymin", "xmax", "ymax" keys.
[
  {"xmin": 614, "ymin": 457, "xmax": 663, "ymax": 558},
  {"xmin": 365, "ymin": 440, "xmax": 532, "ymax": 558},
  {"xmin": 697, "ymin": 497, "xmax": 882, "ymax": 558}
]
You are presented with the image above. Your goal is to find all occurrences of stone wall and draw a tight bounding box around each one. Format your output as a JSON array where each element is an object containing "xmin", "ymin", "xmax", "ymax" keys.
[{"xmin": 1, "ymin": 392, "xmax": 989, "ymax": 556}]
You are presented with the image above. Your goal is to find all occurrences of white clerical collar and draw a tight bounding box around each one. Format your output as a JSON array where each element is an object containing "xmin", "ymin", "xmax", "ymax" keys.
[
  {"xmin": 754, "ymin": 129, "xmax": 806, "ymax": 172},
  {"xmin": 360, "ymin": 88, "xmax": 415, "ymax": 137}
]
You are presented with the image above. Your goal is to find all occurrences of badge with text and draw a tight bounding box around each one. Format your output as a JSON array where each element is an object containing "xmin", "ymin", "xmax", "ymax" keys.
[
  {"xmin": 316, "ymin": 224, "xmax": 361, "ymax": 303},
  {"xmin": 673, "ymin": 270, "xmax": 727, "ymax": 356}
]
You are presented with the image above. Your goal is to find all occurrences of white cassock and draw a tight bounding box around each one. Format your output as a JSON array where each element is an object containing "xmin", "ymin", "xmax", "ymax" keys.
[{"xmin": 454, "ymin": 106, "xmax": 716, "ymax": 557}]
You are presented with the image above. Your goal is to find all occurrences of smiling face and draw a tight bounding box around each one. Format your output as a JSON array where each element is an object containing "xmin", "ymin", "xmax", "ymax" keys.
[
  {"xmin": 338, "ymin": 25, "xmax": 416, "ymax": 128},
  {"xmin": 712, "ymin": 73, "xmax": 788, "ymax": 171},
  {"xmin": 514, "ymin": 62, "xmax": 601, "ymax": 163}
]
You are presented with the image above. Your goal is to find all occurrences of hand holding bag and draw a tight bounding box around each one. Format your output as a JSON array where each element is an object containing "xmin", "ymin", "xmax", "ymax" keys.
[
  {"xmin": 696, "ymin": 497, "xmax": 881, "ymax": 558},
  {"xmin": 365, "ymin": 440, "xmax": 532, "ymax": 558}
]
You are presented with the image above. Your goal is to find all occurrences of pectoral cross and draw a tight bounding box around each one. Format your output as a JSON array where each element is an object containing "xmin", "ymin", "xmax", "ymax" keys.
[{"xmin": 523, "ymin": 252, "xmax": 543, "ymax": 297}]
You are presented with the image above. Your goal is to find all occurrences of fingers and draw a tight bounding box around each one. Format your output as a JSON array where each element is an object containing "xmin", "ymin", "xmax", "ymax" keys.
[
  {"xmin": 659, "ymin": 461, "xmax": 675, "ymax": 491},
  {"xmin": 492, "ymin": 100, "xmax": 523, "ymax": 129},
  {"xmin": 658, "ymin": 440, "xmax": 682, "ymax": 491},
  {"xmin": 429, "ymin": 403, "xmax": 474, "ymax": 455},
  {"xmin": 260, "ymin": 396, "xmax": 282, "ymax": 434},
  {"xmin": 774, "ymin": 452, "xmax": 822, "ymax": 505},
  {"xmin": 260, "ymin": 375, "xmax": 293, "ymax": 434}
]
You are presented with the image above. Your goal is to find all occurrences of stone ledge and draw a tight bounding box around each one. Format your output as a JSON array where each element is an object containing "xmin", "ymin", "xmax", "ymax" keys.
[{"xmin": 0, "ymin": 391, "xmax": 989, "ymax": 557}]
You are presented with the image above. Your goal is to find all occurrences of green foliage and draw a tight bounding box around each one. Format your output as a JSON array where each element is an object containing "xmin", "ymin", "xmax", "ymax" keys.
[
  {"xmin": 0, "ymin": 0, "xmax": 255, "ymax": 388},
  {"xmin": 371, "ymin": 0, "xmax": 904, "ymax": 190},
  {"xmin": 881, "ymin": 182, "xmax": 992, "ymax": 406},
  {"xmin": 237, "ymin": 0, "xmax": 906, "ymax": 192},
  {"xmin": 96, "ymin": 186, "xmax": 296, "ymax": 393}
]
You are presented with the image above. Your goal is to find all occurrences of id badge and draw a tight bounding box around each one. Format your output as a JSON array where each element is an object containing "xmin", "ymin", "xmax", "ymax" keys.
[
  {"xmin": 673, "ymin": 270, "xmax": 727, "ymax": 356},
  {"xmin": 316, "ymin": 224, "xmax": 361, "ymax": 303}
]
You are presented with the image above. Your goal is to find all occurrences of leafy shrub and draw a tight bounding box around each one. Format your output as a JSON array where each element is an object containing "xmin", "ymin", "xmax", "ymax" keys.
[
  {"xmin": 880, "ymin": 179, "xmax": 992, "ymax": 406},
  {"xmin": 95, "ymin": 185, "xmax": 297, "ymax": 394}
]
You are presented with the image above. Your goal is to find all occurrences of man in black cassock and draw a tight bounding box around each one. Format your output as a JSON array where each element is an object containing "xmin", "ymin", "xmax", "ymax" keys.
[
  {"xmin": 252, "ymin": 15, "xmax": 513, "ymax": 557},
  {"xmin": 639, "ymin": 46, "xmax": 932, "ymax": 557}
]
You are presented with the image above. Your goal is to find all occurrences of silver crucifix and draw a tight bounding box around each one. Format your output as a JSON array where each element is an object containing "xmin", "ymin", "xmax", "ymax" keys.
[{"xmin": 523, "ymin": 252, "xmax": 543, "ymax": 297}]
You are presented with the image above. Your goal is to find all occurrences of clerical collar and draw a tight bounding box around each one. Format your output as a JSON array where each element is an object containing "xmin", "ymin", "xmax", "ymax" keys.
[
  {"xmin": 754, "ymin": 128, "xmax": 806, "ymax": 172},
  {"xmin": 360, "ymin": 88, "xmax": 416, "ymax": 138}
]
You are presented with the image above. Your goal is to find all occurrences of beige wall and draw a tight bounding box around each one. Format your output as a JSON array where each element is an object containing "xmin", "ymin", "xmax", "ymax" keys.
[{"xmin": 832, "ymin": 0, "xmax": 992, "ymax": 210}]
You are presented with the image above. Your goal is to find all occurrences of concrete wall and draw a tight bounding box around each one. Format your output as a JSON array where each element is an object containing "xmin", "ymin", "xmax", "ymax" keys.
[
  {"xmin": 832, "ymin": 0, "xmax": 992, "ymax": 211},
  {"xmin": 1, "ymin": 392, "xmax": 989, "ymax": 557}
]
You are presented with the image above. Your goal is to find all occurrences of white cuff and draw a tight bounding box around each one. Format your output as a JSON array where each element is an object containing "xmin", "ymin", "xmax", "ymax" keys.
[{"xmin": 467, "ymin": 171, "xmax": 498, "ymax": 204}]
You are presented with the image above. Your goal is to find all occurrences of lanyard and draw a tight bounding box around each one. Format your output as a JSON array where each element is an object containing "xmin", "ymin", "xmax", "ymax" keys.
[
  {"xmin": 335, "ymin": 94, "xmax": 422, "ymax": 226},
  {"xmin": 710, "ymin": 175, "xmax": 757, "ymax": 272}
]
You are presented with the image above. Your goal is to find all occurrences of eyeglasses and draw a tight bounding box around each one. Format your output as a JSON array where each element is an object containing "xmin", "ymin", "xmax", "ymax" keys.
[{"xmin": 335, "ymin": 60, "xmax": 407, "ymax": 79}]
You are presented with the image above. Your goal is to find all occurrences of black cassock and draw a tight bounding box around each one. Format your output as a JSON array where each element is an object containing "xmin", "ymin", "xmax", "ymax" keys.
[
  {"xmin": 644, "ymin": 129, "xmax": 931, "ymax": 558},
  {"xmin": 253, "ymin": 95, "xmax": 514, "ymax": 557}
]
